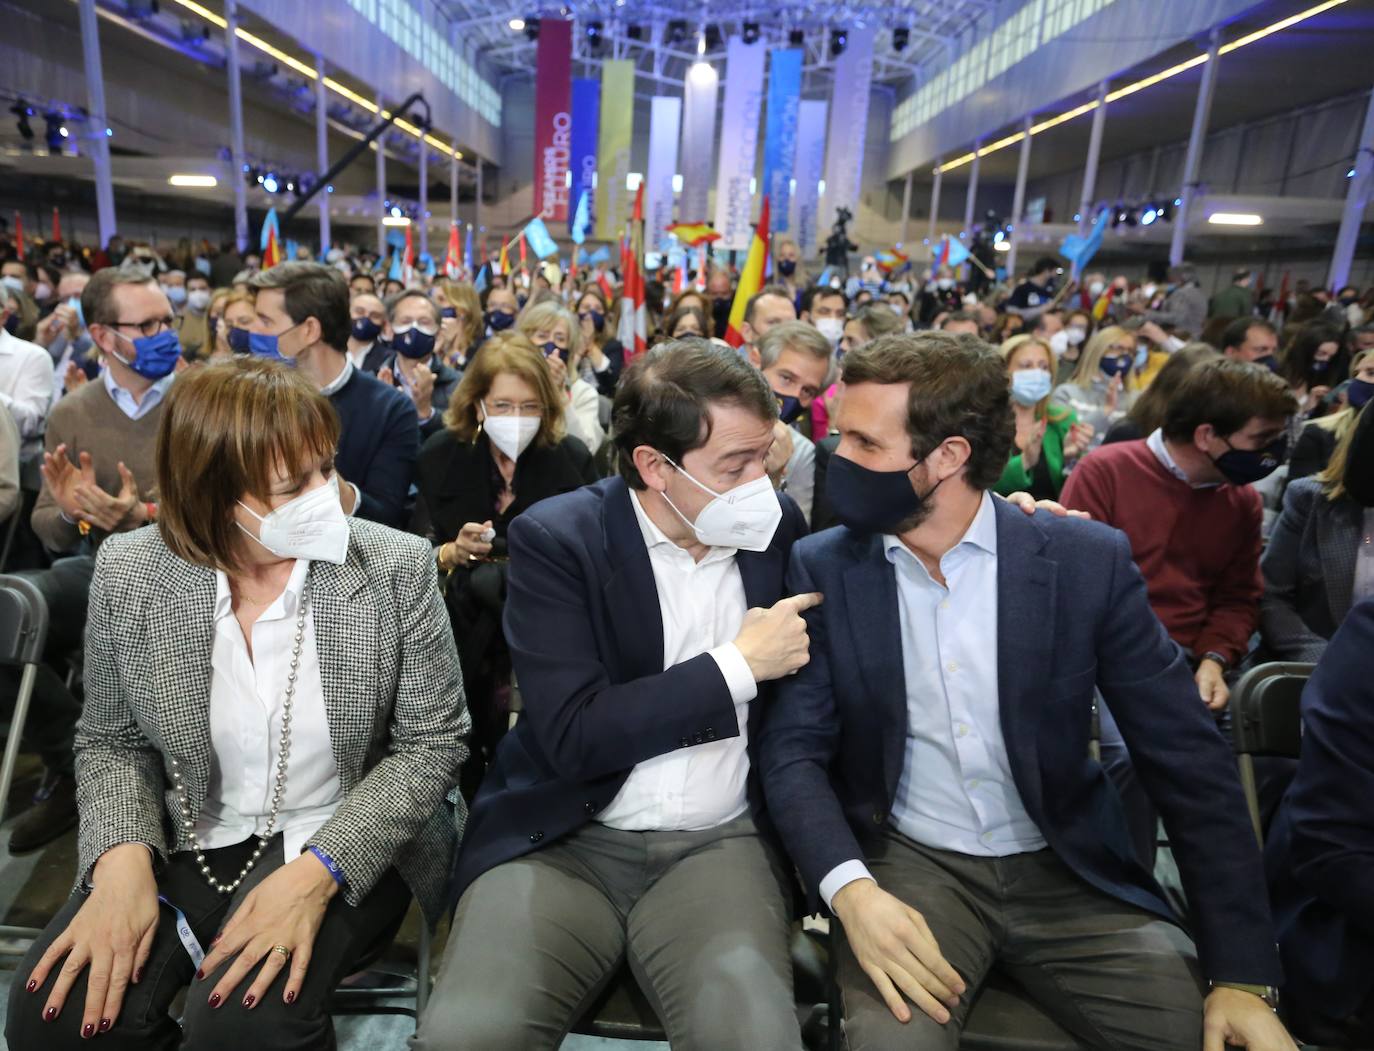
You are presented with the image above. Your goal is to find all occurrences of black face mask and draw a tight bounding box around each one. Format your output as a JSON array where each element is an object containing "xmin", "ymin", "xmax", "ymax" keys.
[
  {"xmin": 778, "ymin": 260, "xmax": 797, "ymax": 278},
  {"xmin": 3, "ymin": 313, "xmax": 18, "ymax": 336},
  {"xmin": 1212, "ymin": 435, "xmax": 1287, "ymax": 486},
  {"xmin": 580, "ymin": 309, "xmax": 605, "ymax": 333},
  {"xmin": 1254, "ymin": 354, "xmax": 1280, "ymax": 374},
  {"xmin": 487, "ymin": 310, "xmax": 515, "ymax": 332},
  {"xmin": 392, "ymin": 326, "xmax": 437, "ymax": 360},
  {"xmin": 542, "ymin": 340, "xmax": 569, "ymax": 363},
  {"xmin": 351, "ymin": 316, "xmax": 383, "ymax": 343},
  {"xmin": 825, "ymin": 451, "xmax": 945, "ymax": 534},
  {"xmin": 1346, "ymin": 404, "xmax": 1374, "ymax": 506},
  {"xmin": 775, "ymin": 393, "xmax": 804, "ymax": 426}
]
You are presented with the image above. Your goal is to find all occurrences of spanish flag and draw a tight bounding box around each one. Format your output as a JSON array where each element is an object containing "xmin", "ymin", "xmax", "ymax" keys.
[
  {"xmin": 260, "ymin": 207, "xmax": 283, "ymax": 269},
  {"xmin": 497, "ymin": 239, "xmax": 509, "ymax": 276},
  {"xmin": 724, "ymin": 198, "xmax": 770, "ymax": 349},
  {"xmin": 665, "ymin": 221, "xmax": 721, "ymax": 248}
]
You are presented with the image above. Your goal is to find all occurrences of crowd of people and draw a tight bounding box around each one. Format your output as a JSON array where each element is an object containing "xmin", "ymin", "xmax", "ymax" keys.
[{"xmin": 0, "ymin": 222, "xmax": 1370, "ymax": 1050}]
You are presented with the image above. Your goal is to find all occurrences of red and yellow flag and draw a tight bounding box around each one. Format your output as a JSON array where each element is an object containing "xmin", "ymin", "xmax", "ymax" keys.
[
  {"xmin": 666, "ymin": 221, "xmax": 721, "ymax": 248},
  {"xmin": 724, "ymin": 197, "xmax": 770, "ymax": 348}
]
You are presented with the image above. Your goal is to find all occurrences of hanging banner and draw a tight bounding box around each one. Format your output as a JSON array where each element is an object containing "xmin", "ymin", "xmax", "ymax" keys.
[
  {"xmin": 712, "ymin": 37, "xmax": 767, "ymax": 251},
  {"xmin": 792, "ymin": 99, "xmax": 829, "ymax": 256},
  {"xmin": 645, "ymin": 97, "xmax": 682, "ymax": 255},
  {"xmin": 594, "ymin": 60, "xmax": 635, "ymax": 242},
  {"xmin": 821, "ymin": 26, "xmax": 875, "ymax": 224},
  {"xmin": 569, "ymin": 78, "xmax": 600, "ymax": 237},
  {"xmin": 761, "ymin": 49, "xmax": 803, "ymax": 235},
  {"xmin": 679, "ymin": 62, "xmax": 719, "ymax": 225},
  {"xmin": 532, "ymin": 19, "xmax": 572, "ymax": 224}
]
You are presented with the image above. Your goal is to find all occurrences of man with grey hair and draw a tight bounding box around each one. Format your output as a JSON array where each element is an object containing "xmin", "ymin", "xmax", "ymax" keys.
[
  {"xmin": 748, "ymin": 320, "xmax": 837, "ymax": 522},
  {"xmin": 0, "ymin": 281, "xmax": 57, "ymax": 461}
]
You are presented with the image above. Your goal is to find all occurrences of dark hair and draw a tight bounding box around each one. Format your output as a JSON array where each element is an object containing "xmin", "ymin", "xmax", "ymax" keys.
[
  {"xmin": 1161, "ymin": 358, "xmax": 1299, "ymax": 443},
  {"xmin": 386, "ymin": 289, "xmax": 440, "ymax": 325},
  {"xmin": 661, "ymin": 304, "xmax": 709, "ymax": 339},
  {"xmin": 744, "ymin": 284, "xmax": 795, "ymax": 326},
  {"xmin": 1221, "ymin": 316, "xmax": 1276, "ymax": 354},
  {"xmin": 248, "ymin": 262, "xmax": 350, "ymax": 352},
  {"xmin": 841, "ymin": 332, "xmax": 1014, "ymax": 491},
  {"xmin": 800, "ymin": 285, "xmax": 846, "ymax": 315},
  {"xmin": 1281, "ymin": 321, "xmax": 1349, "ymax": 389},
  {"xmin": 939, "ymin": 309, "xmax": 981, "ymax": 330},
  {"xmin": 1031, "ymin": 256, "xmax": 1058, "ymax": 277},
  {"xmin": 81, "ymin": 264, "xmax": 157, "ymax": 327},
  {"xmin": 1125, "ymin": 342, "xmax": 1221, "ymax": 435},
  {"xmin": 612, "ymin": 340, "xmax": 778, "ymax": 489}
]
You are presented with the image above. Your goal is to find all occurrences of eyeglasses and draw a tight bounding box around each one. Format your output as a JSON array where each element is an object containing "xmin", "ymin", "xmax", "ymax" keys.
[
  {"xmin": 112, "ymin": 316, "xmax": 175, "ymax": 338},
  {"xmin": 487, "ymin": 400, "xmax": 543, "ymax": 416}
]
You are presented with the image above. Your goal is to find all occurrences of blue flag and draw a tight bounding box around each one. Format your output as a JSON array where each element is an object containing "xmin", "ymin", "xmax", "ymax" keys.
[
  {"xmin": 259, "ymin": 207, "xmax": 279, "ymax": 252},
  {"xmin": 586, "ymin": 244, "xmax": 611, "ymax": 265},
  {"xmin": 387, "ymin": 250, "xmax": 403, "ymax": 282},
  {"xmin": 464, "ymin": 225, "xmax": 474, "ymax": 273},
  {"xmin": 474, "ymin": 263, "xmax": 490, "ymax": 293},
  {"xmin": 1059, "ymin": 208, "xmax": 1110, "ymax": 270},
  {"xmin": 522, "ymin": 217, "xmax": 560, "ymax": 260},
  {"xmin": 570, "ymin": 191, "xmax": 591, "ymax": 246}
]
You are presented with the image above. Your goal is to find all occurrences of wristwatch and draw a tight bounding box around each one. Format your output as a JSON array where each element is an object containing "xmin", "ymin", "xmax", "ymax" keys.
[
  {"xmin": 1201, "ymin": 651, "xmax": 1230, "ymax": 671},
  {"xmin": 1211, "ymin": 982, "xmax": 1279, "ymax": 1010}
]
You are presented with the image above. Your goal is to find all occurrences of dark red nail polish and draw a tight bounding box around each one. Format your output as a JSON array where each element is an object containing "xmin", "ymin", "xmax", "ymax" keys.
[
  {"xmin": 134, "ymin": 967, "xmax": 144, "ymax": 984},
  {"xmin": 208, "ymin": 992, "xmax": 221, "ymax": 1009},
  {"xmin": 285, "ymin": 990, "xmax": 296, "ymax": 1005},
  {"xmin": 43, "ymin": 1006, "xmax": 57, "ymax": 1022},
  {"xmin": 195, "ymin": 969, "xmax": 204, "ymax": 981},
  {"xmin": 99, "ymin": 1018, "xmax": 112, "ymax": 1032},
  {"xmin": 25, "ymin": 979, "xmax": 37, "ymax": 993},
  {"xmin": 242, "ymin": 994, "xmax": 255, "ymax": 1009},
  {"xmin": 82, "ymin": 1022, "xmax": 95, "ymax": 1039}
]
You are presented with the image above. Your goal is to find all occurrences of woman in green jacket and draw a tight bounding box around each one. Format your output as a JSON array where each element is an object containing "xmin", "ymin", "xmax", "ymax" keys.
[{"xmin": 995, "ymin": 334, "xmax": 1095, "ymax": 499}]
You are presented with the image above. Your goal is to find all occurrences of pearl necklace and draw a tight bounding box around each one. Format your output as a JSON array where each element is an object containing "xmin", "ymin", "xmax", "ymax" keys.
[{"xmin": 169, "ymin": 588, "xmax": 308, "ymax": 895}]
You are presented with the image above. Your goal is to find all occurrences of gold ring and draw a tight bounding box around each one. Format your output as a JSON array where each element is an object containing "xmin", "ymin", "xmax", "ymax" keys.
[{"xmin": 271, "ymin": 944, "xmax": 291, "ymax": 959}]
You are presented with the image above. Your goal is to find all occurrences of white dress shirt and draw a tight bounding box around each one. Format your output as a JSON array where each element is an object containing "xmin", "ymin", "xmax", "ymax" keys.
[
  {"xmin": 195, "ymin": 559, "xmax": 344, "ymax": 860},
  {"xmin": 820, "ymin": 492, "xmax": 1047, "ymax": 908},
  {"xmin": 595, "ymin": 491, "xmax": 758, "ymax": 831},
  {"xmin": 102, "ymin": 367, "xmax": 171, "ymax": 422},
  {"xmin": 0, "ymin": 327, "xmax": 56, "ymax": 456},
  {"xmin": 347, "ymin": 341, "xmax": 375, "ymax": 369},
  {"xmin": 1146, "ymin": 428, "xmax": 1220, "ymax": 489}
]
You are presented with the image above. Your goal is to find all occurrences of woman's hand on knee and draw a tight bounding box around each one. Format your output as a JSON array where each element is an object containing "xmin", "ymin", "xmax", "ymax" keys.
[{"xmin": 26, "ymin": 843, "xmax": 159, "ymax": 1036}]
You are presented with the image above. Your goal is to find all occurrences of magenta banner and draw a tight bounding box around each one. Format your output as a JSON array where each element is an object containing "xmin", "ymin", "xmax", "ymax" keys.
[{"xmin": 533, "ymin": 19, "xmax": 572, "ymax": 224}]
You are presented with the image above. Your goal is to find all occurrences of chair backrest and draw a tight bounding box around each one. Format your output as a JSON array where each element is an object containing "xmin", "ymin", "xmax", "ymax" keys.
[
  {"xmin": 1230, "ymin": 661, "xmax": 1314, "ymax": 760},
  {"xmin": 0, "ymin": 574, "xmax": 49, "ymax": 667}
]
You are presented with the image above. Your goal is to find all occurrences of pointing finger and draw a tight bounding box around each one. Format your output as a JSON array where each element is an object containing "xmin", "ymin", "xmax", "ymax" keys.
[{"xmin": 783, "ymin": 592, "xmax": 824, "ymax": 612}]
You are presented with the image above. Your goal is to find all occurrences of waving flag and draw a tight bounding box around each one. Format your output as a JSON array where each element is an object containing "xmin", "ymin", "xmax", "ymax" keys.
[
  {"xmin": 402, "ymin": 222, "xmax": 415, "ymax": 285},
  {"xmin": 724, "ymin": 197, "xmax": 771, "ymax": 348},
  {"xmin": 387, "ymin": 248, "xmax": 403, "ymax": 282},
  {"xmin": 464, "ymin": 226, "xmax": 474, "ymax": 279},
  {"xmin": 665, "ymin": 221, "xmax": 721, "ymax": 247},
  {"xmin": 585, "ymin": 245, "xmax": 612, "ymax": 265},
  {"xmin": 570, "ymin": 191, "xmax": 592, "ymax": 246},
  {"xmin": 51, "ymin": 207, "xmax": 60, "ymax": 244},
  {"xmin": 876, "ymin": 246, "xmax": 909, "ymax": 273},
  {"xmin": 497, "ymin": 239, "xmax": 509, "ymax": 276},
  {"xmin": 522, "ymin": 217, "xmax": 560, "ymax": 260},
  {"xmin": 445, "ymin": 222, "xmax": 462, "ymax": 279},
  {"xmin": 617, "ymin": 182, "xmax": 648, "ymax": 361},
  {"xmin": 260, "ymin": 207, "xmax": 283, "ymax": 269},
  {"xmin": 12, "ymin": 211, "xmax": 22, "ymax": 257},
  {"xmin": 1091, "ymin": 284, "xmax": 1118, "ymax": 322},
  {"xmin": 1059, "ymin": 207, "xmax": 1109, "ymax": 272},
  {"xmin": 474, "ymin": 263, "xmax": 490, "ymax": 293},
  {"xmin": 932, "ymin": 235, "xmax": 969, "ymax": 271}
]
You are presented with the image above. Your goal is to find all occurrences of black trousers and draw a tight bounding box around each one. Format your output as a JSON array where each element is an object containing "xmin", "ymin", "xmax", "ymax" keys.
[{"xmin": 6, "ymin": 836, "xmax": 410, "ymax": 1050}]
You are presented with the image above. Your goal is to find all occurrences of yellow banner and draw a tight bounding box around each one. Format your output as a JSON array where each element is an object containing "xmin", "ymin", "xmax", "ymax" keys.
[{"xmin": 594, "ymin": 60, "xmax": 635, "ymax": 242}]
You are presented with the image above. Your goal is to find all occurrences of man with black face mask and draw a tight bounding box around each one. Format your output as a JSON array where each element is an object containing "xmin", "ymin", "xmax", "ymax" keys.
[
  {"xmin": 706, "ymin": 267, "xmax": 735, "ymax": 339},
  {"xmin": 377, "ymin": 290, "xmax": 460, "ymax": 441},
  {"xmin": 347, "ymin": 292, "xmax": 390, "ymax": 373},
  {"xmin": 481, "ymin": 285, "xmax": 518, "ymax": 340},
  {"xmin": 760, "ymin": 332, "xmax": 1297, "ymax": 1051},
  {"xmin": 1062, "ymin": 358, "xmax": 1298, "ymax": 711}
]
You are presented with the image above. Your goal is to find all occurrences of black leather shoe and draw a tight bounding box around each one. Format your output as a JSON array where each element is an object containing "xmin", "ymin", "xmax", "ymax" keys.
[{"xmin": 8, "ymin": 772, "xmax": 77, "ymax": 854}]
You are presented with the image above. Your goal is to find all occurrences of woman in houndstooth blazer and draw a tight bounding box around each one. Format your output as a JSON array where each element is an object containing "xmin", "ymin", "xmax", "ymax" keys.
[{"xmin": 6, "ymin": 358, "xmax": 469, "ymax": 1051}]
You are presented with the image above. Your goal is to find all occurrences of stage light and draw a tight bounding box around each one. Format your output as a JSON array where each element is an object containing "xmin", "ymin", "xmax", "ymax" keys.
[
  {"xmin": 666, "ymin": 19, "xmax": 688, "ymax": 45},
  {"xmin": 1208, "ymin": 212, "xmax": 1263, "ymax": 226},
  {"xmin": 1140, "ymin": 206, "xmax": 1159, "ymax": 226},
  {"xmin": 382, "ymin": 216, "xmax": 411, "ymax": 227},
  {"xmin": 892, "ymin": 27, "xmax": 910, "ymax": 52},
  {"xmin": 587, "ymin": 21, "xmax": 603, "ymax": 50},
  {"xmin": 830, "ymin": 28, "xmax": 848, "ymax": 57},
  {"xmin": 687, "ymin": 61, "xmax": 716, "ymax": 84},
  {"xmin": 10, "ymin": 99, "xmax": 34, "ymax": 140},
  {"xmin": 1349, "ymin": 168, "xmax": 1358, "ymax": 178},
  {"xmin": 44, "ymin": 112, "xmax": 65, "ymax": 151},
  {"xmin": 507, "ymin": 17, "xmax": 525, "ymax": 31},
  {"xmin": 789, "ymin": 28, "xmax": 804, "ymax": 47},
  {"xmin": 742, "ymin": 21, "xmax": 760, "ymax": 44},
  {"xmin": 262, "ymin": 172, "xmax": 279, "ymax": 193},
  {"xmin": 169, "ymin": 174, "xmax": 218, "ymax": 187},
  {"xmin": 390, "ymin": 205, "xmax": 403, "ymax": 217}
]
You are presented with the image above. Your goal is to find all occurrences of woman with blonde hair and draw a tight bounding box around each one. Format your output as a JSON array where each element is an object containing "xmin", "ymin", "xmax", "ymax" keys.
[
  {"xmin": 995, "ymin": 334, "xmax": 1094, "ymax": 498},
  {"xmin": 434, "ymin": 281, "xmax": 483, "ymax": 370},
  {"xmin": 516, "ymin": 298, "xmax": 605, "ymax": 451},
  {"xmin": 573, "ymin": 285, "xmax": 624, "ymax": 396},
  {"xmin": 209, "ymin": 288, "xmax": 257, "ymax": 360},
  {"xmin": 1289, "ymin": 346, "xmax": 1374, "ymax": 481},
  {"xmin": 1051, "ymin": 324, "xmax": 1141, "ymax": 448},
  {"xmin": 413, "ymin": 332, "xmax": 598, "ymax": 786}
]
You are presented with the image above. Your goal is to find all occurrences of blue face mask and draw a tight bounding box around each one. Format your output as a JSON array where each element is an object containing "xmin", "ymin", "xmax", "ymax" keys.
[
  {"xmin": 541, "ymin": 340, "xmax": 569, "ymax": 363},
  {"xmin": 112, "ymin": 328, "xmax": 182, "ymax": 380},
  {"xmin": 1100, "ymin": 356, "xmax": 1132, "ymax": 379},
  {"xmin": 1011, "ymin": 368, "xmax": 1053, "ymax": 406},
  {"xmin": 441, "ymin": 306, "xmax": 457, "ymax": 320},
  {"xmin": 825, "ymin": 450, "xmax": 946, "ymax": 535},
  {"xmin": 393, "ymin": 325, "xmax": 437, "ymax": 360},
  {"xmin": 1134, "ymin": 346, "xmax": 1149, "ymax": 372},
  {"xmin": 66, "ymin": 296, "xmax": 84, "ymax": 326},
  {"xmin": 227, "ymin": 325, "xmax": 291, "ymax": 362},
  {"xmin": 775, "ymin": 393, "xmax": 804, "ymax": 425},
  {"xmin": 1348, "ymin": 377, "xmax": 1374, "ymax": 410},
  {"xmin": 487, "ymin": 310, "xmax": 515, "ymax": 332},
  {"xmin": 351, "ymin": 316, "xmax": 382, "ymax": 343},
  {"xmin": 580, "ymin": 309, "xmax": 605, "ymax": 333},
  {"xmin": 1212, "ymin": 435, "xmax": 1288, "ymax": 486}
]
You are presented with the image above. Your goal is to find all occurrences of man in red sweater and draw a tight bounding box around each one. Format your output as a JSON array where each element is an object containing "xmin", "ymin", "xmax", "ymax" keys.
[{"xmin": 1061, "ymin": 359, "xmax": 1296, "ymax": 710}]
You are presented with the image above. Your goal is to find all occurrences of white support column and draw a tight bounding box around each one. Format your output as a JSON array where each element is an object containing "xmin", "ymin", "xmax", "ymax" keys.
[
  {"xmin": 375, "ymin": 92, "xmax": 387, "ymax": 257},
  {"xmin": 899, "ymin": 171, "xmax": 913, "ymax": 248},
  {"xmin": 1006, "ymin": 114, "xmax": 1034, "ymax": 280},
  {"xmin": 475, "ymin": 160, "xmax": 484, "ymax": 262},
  {"xmin": 1077, "ymin": 80, "xmax": 1108, "ymax": 238},
  {"xmin": 78, "ymin": 0, "xmax": 116, "ymax": 248},
  {"xmin": 419, "ymin": 139, "xmax": 430, "ymax": 261},
  {"xmin": 225, "ymin": 0, "xmax": 249, "ymax": 253},
  {"xmin": 450, "ymin": 151, "xmax": 459, "ymax": 226},
  {"xmin": 1329, "ymin": 86, "xmax": 1374, "ymax": 291},
  {"xmin": 1170, "ymin": 28, "xmax": 1221, "ymax": 267},
  {"xmin": 927, "ymin": 161, "xmax": 943, "ymax": 245},
  {"xmin": 314, "ymin": 53, "xmax": 331, "ymax": 254},
  {"xmin": 962, "ymin": 144, "xmax": 981, "ymax": 239}
]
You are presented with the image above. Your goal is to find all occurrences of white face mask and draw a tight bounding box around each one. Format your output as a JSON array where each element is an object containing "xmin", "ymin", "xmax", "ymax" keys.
[
  {"xmin": 236, "ymin": 474, "xmax": 350, "ymax": 565},
  {"xmin": 660, "ymin": 455, "xmax": 782, "ymax": 552},
  {"xmin": 1087, "ymin": 281, "xmax": 1105, "ymax": 299},
  {"xmin": 1065, "ymin": 326, "xmax": 1086, "ymax": 346},
  {"xmin": 0, "ymin": 276, "xmax": 24, "ymax": 294},
  {"xmin": 162, "ymin": 284, "xmax": 187, "ymax": 306},
  {"xmin": 936, "ymin": 278, "xmax": 954, "ymax": 291},
  {"xmin": 481, "ymin": 402, "xmax": 540, "ymax": 461},
  {"xmin": 187, "ymin": 289, "xmax": 212, "ymax": 312},
  {"xmin": 1048, "ymin": 330, "xmax": 1069, "ymax": 357},
  {"xmin": 814, "ymin": 316, "xmax": 845, "ymax": 346},
  {"xmin": 33, "ymin": 282, "xmax": 52, "ymax": 301}
]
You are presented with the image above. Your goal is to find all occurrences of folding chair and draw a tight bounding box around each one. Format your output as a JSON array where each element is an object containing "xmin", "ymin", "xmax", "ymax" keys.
[
  {"xmin": 1229, "ymin": 661, "xmax": 1313, "ymax": 847},
  {"xmin": 0, "ymin": 573, "xmax": 51, "ymax": 956},
  {"xmin": 330, "ymin": 913, "xmax": 433, "ymax": 1028}
]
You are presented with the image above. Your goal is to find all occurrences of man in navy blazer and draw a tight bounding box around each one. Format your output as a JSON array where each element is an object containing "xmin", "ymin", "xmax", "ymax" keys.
[
  {"xmin": 1265, "ymin": 596, "xmax": 1374, "ymax": 1043},
  {"xmin": 760, "ymin": 332, "xmax": 1295, "ymax": 1051},
  {"xmin": 416, "ymin": 342, "xmax": 816, "ymax": 1050}
]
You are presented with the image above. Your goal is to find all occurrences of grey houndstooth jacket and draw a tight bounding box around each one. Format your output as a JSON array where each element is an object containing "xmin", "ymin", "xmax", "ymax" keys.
[{"xmin": 73, "ymin": 519, "xmax": 470, "ymax": 926}]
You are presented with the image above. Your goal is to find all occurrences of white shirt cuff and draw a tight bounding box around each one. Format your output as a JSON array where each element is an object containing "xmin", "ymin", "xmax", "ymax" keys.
[
  {"xmin": 708, "ymin": 642, "xmax": 758, "ymax": 705},
  {"xmin": 820, "ymin": 860, "xmax": 876, "ymax": 912},
  {"xmin": 417, "ymin": 408, "xmax": 434, "ymax": 423},
  {"xmin": 592, "ymin": 354, "xmax": 611, "ymax": 373},
  {"xmin": 346, "ymin": 481, "xmax": 361, "ymax": 517},
  {"xmin": 1165, "ymin": 335, "xmax": 1185, "ymax": 353}
]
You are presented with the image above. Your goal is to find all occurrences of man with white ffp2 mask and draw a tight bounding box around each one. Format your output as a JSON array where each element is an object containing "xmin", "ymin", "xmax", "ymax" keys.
[{"xmin": 417, "ymin": 340, "xmax": 815, "ymax": 1049}]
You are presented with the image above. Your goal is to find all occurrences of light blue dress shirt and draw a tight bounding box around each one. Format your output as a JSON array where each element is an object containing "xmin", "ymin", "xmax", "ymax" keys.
[
  {"xmin": 820, "ymin": 491, "xmax": 1047, "ymax": 908},
  {"xmin": 103, "ymin": 367, "xmax": 171, "ymax": 421}
]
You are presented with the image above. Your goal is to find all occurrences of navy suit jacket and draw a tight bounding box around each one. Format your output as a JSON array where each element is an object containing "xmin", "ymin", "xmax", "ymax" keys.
[
  {"xmin": 759, "ymin": 497, "xmax": 1281, "ymax": 984},
  {"xmin": 451, "ymin": 475, "xmax": 808, "ymax": 902},
  {"xmin": 1266, "ymin": 597, "xmax": 1374, "ymax": 1017}
]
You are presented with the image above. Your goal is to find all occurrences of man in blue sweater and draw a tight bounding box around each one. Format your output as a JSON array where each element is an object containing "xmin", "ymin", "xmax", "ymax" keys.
[{"xmin": 249, "ymin": 263, "xmax": 417, "ymax": 526}]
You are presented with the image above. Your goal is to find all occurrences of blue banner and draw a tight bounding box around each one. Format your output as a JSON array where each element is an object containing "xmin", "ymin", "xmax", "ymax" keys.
[
  {"xmin": 761, "ymin": 50, "xmax": 803, "ymax": 235},
  {"xmin": 569, "ymin": 78, "xmax": 600, "ymax": 238}
]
